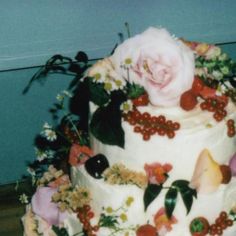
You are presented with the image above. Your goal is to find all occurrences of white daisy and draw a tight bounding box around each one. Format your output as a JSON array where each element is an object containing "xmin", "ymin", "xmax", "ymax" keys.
[
  {"xmin": 120, "ymin": 100, "xmax": 133, "ymax": 113},
  {"xmin": 19, "ymin": 193, "xmax": 29, "ymax": 204},
  {"xmin": 44, "ymin": 129, "xmax": 57, "ymax": 141}
]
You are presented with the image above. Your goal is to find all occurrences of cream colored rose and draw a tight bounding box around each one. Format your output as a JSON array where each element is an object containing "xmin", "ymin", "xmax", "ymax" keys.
[{"xmin": 111, "ymin": 27, "xmax": 195, "ymax": 107}]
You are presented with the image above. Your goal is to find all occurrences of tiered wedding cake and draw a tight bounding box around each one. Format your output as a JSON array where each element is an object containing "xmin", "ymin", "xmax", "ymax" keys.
[{"xmin": 22, "ymin": 27, "xmax": 236, "ymax": 236}]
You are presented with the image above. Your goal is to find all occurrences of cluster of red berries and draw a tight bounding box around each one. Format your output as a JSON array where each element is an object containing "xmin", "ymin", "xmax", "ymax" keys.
[
  {"xmin": 227, "ymin": 119, "xmax": 236, "ymax": 137},
  {"xmin": 208, "ymin": 211, "xmax": 233, "ymax": 235},
  {"xmin": 200, "ymin": 97, "xmax": 227, "ymax": 122},
  {"xmin": 63, "ymin": 125, "xmax": 81, "ymax": 143},
  {"xmin": 123, "ymin": 108, "xmax": 180, "ymax": 140},
  {"xmin": 77, "ymin": 205, "xmax": 99, "ymax": 236}
]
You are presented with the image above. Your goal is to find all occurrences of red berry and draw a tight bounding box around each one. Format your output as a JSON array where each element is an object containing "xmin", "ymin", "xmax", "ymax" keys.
[
  {"xmin": 172, "ymin": 122, "xmax": 180, "ymax": 130},
  {"xmin": 158, "ymin": 128, "xmax": 166, "ymax": 136},
  {"xmin": 167, "ymin": 130, "xmax": 175, "ymax": 139},
  {"xmin": 132, "ymin": 93, "xmax": 149, "ymax": 106},
  {"xmin": 227, "ymin": 119, "xmax": 235, "ymax": 126},
  {"xmin": 200, "ymin": 102, "xmax": 208, "ymax": 110},
  {"xmin": 157, "ymin": 115, "xmax": 166, "ymax": 124},
  {"xmin": 134, "ymin": 126, "xmax": 142, "ymax": 133},
  {"xmin": 151, "ymin": 116, "xmax": 158, "ymax": 123},
  {"xmin": 226, "ymin": 219, "xmax": 233, "ymax": 226},
  {"xmin": 84, "ymin": 205, "xmax": 91, "ymax": 212},
  {"xmin": 220, "ymin": 165, "xmax": 232, "ymax": 184},
  {"xmin": 219, "ymin": 211, "xmax": 227, "ymax": 220},
  {"xmin": 143, "ymin": 133, "xmax": 150, "ymax": 141},
  {"xmin": 180, "ymin": 90, "xmax": 198, "ymax": 111},
  {"xmin": 142, "ymin": 112, "xmax": 151, "ymax": 120},
  {"xmin": 87, "ymin": 211, "xmax": 95, "ymax": 219},
  {"xmin": 192, "ymin": 76, "xmax": 205, "ymax": 95},
  {"xmin": 136, "ymin": 224, "xmax": 157, "ymax": 236}
]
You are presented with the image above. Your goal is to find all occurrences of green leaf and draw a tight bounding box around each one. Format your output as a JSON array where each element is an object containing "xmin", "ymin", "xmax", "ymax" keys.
[
  {"xmin": 87, "ymin": 77, "xmax": 110, "ymax": 106},
  {"xmin": 99, "ymin": 213, "xmax": 118, "ymax": 228},
  {"xmin": 52, "ymin": 225, "xmax": 69, "ymax": 236},
  {"xmin": 127, "ymin": 82, "xmax": 146, "ymax": 99},
  {"xmin": 165, "ymin": 187, "xmax": 178, "ymax": 218},
  {"xmin": 144, "ymin": 184, "xmax": 163, "ymax": 211},
  {"xmin": 90, "ymin": 104, "xmax": 124, "ymax": 148},
  {"xmin": 172, "ymin": 180, "xmax": 197, "ymax": 214}
]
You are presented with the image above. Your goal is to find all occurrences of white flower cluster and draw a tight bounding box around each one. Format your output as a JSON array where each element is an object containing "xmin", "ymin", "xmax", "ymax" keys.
[
  {"xmin": 41, "ymin": 122, "xmax": 57, "ymax": 141},
  {"xmin": 35, "ymin": 148, "xmax": 54, "ymax": 162},
  {"xmin": 87, "ymin": 58, "xmax": 127, "ymax": 93},
  {"xmin": 56, "ymin": 90, "xmax": 72, "ymax": 102}
]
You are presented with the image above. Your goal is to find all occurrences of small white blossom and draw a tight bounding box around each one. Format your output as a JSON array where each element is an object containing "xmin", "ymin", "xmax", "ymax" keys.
[
  {"xmin": 27, "ymin": 167, "xmax": 36, "ymax": 176},
  {"xmin": 44, "ymin": 129, "xmax": 57, "ymax": 141},
  {"xmin": 219, "ymin": 53, "xmax": 228, "ymax": 61},
  {"xmin": 43, "ymin": 122, "xmax": 51, "ymax": 130},
  {"xmin": 120, "ymin": 100, "xmax": 133, "ymax": 113},
  {"xmin": 35, "ymin": 148, "xmax": 47, "ymax": 162},
  {"xmin": 56, "ymin": 94, "xmax": 64, "ymax": 101},
  {"xmin": 35, "ymin": 148, "xmax": 55, "ymax": 161},
  {"xmin": 212, "ymin": 70, "xmax": 223, "ymax": 80},
  {"xmin": 19, "ymin": 193, "xmax": 29, "ymax": 204}
]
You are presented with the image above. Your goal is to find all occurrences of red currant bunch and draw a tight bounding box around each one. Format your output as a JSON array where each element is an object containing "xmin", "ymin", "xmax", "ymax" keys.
[
  {"xmin": 200, "ymin": 98, "xmax": 227, "ymax": 122},
  {"xmin": 123, "ymin": 108, "xmax": 180, "ymax": 140},
  {"xmin": 77, "ymin": 205, "xmax": 99, "ymax": 236},
  {"xmin": 63, "ymin": 125, "xmax": 79, "ymax": 143},
  {"xmin": 227, "ymin": 119, "xmax": 236, "ymax": 137},
  {"xmin": 209, "ymin": 211, "xmax": 233, "ymax": 235}
]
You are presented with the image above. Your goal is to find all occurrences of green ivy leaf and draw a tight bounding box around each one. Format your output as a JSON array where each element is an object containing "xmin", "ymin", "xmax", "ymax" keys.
[
  {"xmin": 90, "ymin": 104, "xmax": 124, "ymax": 148},
  {"xmin": 52, "ymin": 225, "xmax": 69, "ymax": 236},
  {"xmin": 144, "ymin": 184, "xmax": 163, "ymax": 211},
  {"xmin": 165, "ymin": 187, "xmax": 178, "ymax": 218},
  {"xmin": 87, "ymin": 77, "xmax": 110, "ymax": 106},
  {"xmin": 172, "ymin": 180, "xmax": 197, "ymax": 214}
]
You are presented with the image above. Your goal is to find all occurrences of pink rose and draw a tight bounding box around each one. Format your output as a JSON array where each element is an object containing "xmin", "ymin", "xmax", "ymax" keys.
[
  {"xmin": 112, "ymin": 27, "xmax": 194, "ymax": 107},
  {"xmin": 31, "ymin": 187, "xmax": 67, "ymax": 226}
]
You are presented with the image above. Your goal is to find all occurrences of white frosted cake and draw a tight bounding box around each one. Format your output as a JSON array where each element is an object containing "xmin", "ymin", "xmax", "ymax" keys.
[{"xmin": 22, "ymin": 28, "xmax": 236, "ymax": 236}]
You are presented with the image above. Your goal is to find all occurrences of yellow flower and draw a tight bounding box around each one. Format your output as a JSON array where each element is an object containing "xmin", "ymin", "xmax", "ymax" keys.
[
  {"xmin": 120, "ymin": 213, "xmax": 128, "ymax": 222},
  {"xmin": 104, "ymin": 82, "xmax": 112, "ymax": 92},
  {"xmin": 124, "ymin": 232, "xmax": 129, "ymax": 236},
  {"xmin": 106, "ymin": 206, "xmax": 113, "ymax": 213},
  {"xmin": 125, "ymin": 58, "xmax": 132, "ymax": 65},
  {"xmin": 126, "ymin": 196, "xmax": 134, "ymax": 207},
  {"xmin": 94, "ymin": 73, "xmax": 102, "ymax": 81}
]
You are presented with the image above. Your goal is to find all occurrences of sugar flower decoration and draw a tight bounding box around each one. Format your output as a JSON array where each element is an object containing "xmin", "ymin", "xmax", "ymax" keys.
[
  {"xmin": 144, "ymin": 162, "xmax": 172, "ymax": 185},
  {"xmin": 154, "ymin": 207, "xmax": 177, "ymax": 234},
  {"xmin": 68, "ymin": 143, "xmax": 93, "ymax": 166},
  {"xmin": 189, "ymin": 149, "xmax": 223, "ymax": 194},
  {"xmin": 103, "ymin": 163, "xmax": 147, "ymax": 188}
]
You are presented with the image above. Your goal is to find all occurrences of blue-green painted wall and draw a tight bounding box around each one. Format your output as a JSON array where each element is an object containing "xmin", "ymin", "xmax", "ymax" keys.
[{"xmin": 1, "ymin": 0, "xmax": 236, "ymax": 184}]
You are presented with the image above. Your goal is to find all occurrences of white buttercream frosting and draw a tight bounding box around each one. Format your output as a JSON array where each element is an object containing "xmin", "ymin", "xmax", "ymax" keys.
[{"xmin": 69, "ymin": 100, "xmax": 236, "ymax": 235}]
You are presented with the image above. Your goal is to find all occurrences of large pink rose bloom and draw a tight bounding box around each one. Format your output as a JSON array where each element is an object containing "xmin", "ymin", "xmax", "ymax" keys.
[{"xmin": 111, "ymin": 27, "xmax": 194, "ymax": 107}]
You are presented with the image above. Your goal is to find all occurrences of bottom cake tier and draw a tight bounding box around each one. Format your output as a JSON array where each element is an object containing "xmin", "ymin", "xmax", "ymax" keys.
[{"xmin": 69, "ymin": 166, "xmax": 236, "ymax": 236}]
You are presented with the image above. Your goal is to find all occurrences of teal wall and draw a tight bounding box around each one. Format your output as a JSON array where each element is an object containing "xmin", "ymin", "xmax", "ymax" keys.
[{"xmin": 1, "ymin": 0, "xmax": 236, "ymax": 184}]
